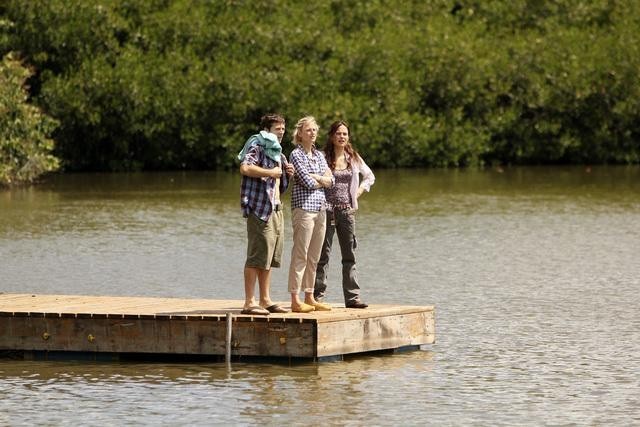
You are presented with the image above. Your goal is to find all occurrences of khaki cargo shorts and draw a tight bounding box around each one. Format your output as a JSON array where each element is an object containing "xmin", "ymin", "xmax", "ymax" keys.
[{"xmin": 245, "ymin": 208, "xmax": 284, "ymax": 269}]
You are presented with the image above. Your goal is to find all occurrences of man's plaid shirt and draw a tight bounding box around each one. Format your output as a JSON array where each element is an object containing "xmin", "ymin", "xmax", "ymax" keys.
[{"xmin": 240, "ymin": 144, "xmax": 290, "ymax": 222}]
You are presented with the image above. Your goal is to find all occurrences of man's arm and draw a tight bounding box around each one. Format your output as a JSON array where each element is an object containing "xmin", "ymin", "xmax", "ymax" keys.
[
  {"xmin": 240, "ymin": 145, "xmax": 282, "ymax": 178},
  {"xmin": 240, "ymin": 163, "xmax": 282, "ymax": 179}
]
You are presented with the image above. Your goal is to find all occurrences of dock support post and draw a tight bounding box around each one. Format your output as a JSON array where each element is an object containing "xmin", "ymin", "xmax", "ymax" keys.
[{"xmin": 225, "ymin": 312, "xmax": 233, "ymax": 364}]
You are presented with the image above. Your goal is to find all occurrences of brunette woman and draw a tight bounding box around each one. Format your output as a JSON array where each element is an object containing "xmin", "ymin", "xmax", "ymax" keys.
[{"xmin": 314, "ymin": 120, "xmax": 375, "ymax": 308}]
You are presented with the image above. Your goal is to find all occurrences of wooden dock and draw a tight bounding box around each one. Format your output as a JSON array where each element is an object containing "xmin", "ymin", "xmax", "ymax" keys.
[{"xmin": 0, "ymin": 293, "xmax": 435, "ymax": 361}]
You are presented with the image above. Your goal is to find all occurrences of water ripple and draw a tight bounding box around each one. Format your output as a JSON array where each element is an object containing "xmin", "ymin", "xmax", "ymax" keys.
[{"xmin": 1, "ymin": 168, "xmax": 639, "ymax": 425}]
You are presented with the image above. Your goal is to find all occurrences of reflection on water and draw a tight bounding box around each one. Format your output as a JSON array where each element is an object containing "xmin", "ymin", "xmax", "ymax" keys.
[
  {"xmin": 1, "ymin": 166, "xmax": 640, "ymax": 425},
  {"xmin": 0, "ymin": 352, "xmax": 435, "ymax": 425}
]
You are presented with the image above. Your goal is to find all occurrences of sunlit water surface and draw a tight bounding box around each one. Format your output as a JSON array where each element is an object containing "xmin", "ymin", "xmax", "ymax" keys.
[{"xmin": 1, "ymin": 167, "xmax": 639, "ymax": 425}]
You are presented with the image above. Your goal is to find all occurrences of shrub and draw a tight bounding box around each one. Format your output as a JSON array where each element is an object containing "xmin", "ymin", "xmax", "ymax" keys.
[{"xmin": 0, "ymin": 52, "xmax": 59, "ymax": 186}]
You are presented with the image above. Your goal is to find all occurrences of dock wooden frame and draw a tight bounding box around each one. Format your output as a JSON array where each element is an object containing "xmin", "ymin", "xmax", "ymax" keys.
[{"xmin": 0, "ymin": 294, "xmax": 435, "ymax": 361}]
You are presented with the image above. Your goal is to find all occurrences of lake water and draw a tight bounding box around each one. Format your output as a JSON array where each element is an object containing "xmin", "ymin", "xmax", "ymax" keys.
[{"xmin": 1, "ymin": 167, "xmax": 639, "ymax": 425}]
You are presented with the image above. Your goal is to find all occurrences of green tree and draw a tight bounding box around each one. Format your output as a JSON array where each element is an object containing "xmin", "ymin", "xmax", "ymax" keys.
[
  {"xmin": 0, "ymin": 52, "xmax": 60, "ymax": 186},
  {"xmin": 2, "ymin": 0, "xmax": 639, "ymax": 171}
]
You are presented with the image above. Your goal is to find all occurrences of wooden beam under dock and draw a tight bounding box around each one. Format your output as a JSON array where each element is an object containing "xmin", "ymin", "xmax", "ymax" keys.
[{"xmin": 0, "ymin": 293, "xmax": 435, "ymax": 360}]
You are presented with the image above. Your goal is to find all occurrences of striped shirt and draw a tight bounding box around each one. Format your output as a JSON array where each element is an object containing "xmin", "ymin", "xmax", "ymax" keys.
[
  {"xmin": 289, "ymin": 145, "xmax": 332, "ymax": 212},
  {"xmin": 240, "ymin": 144, "xmax": 290, "ymax": 222}
]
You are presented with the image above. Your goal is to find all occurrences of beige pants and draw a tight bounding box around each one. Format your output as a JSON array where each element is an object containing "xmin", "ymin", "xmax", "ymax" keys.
[{"xmin": 288, "ymin": 208, "xmax": 327, "ymax": 294}]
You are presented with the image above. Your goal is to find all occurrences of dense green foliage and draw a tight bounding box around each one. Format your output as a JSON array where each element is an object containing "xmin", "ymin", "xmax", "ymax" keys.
[
  {"xmin": 0, "ymin": 52, "xmax": 59, "ymax": 185},
  {"xmin": 1, "ymin": 0, "xmax": 639, "ymax": 171}
]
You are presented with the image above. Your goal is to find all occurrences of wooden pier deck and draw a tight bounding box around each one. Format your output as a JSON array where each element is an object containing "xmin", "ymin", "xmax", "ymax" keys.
[{"xmin": 0, "ymin": 293, "xmax": 435, "ymax": 361}]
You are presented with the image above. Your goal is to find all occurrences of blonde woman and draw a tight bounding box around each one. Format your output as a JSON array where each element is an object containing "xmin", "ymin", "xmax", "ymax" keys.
[{"xmin": 287, "ymin": 116, "xmax": 334, "ymax": 313}]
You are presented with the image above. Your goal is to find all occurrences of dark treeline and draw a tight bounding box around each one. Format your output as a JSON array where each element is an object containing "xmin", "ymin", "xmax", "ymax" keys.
[{"xmin": 2, "ymin": 0, "xmax": 640, "ymax": 173}]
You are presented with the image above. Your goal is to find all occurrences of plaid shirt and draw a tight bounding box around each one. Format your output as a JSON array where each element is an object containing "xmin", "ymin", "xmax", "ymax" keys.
[
  {"xmin": 289, "ymin": 145, "xmax": 332, "ymax": 212},
  {"xmin": 240, "ymin": 144, "xmax": 290, "ymax": 222}
]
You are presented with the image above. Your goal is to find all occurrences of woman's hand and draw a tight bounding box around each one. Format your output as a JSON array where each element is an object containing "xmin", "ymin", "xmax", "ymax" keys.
[{"xmin": 310, "ymin": 173, "xmax": 330, "ymax": 188}]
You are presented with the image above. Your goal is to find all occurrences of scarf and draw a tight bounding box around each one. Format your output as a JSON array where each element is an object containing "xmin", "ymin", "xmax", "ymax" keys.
[{"xmin": 237, "ymin": 131, "xmax": 282, "ymax": 163}]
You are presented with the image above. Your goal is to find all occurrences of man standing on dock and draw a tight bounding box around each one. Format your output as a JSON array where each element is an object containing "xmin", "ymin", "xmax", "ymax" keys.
[{"xmin": 237, "ymin": 113, "xmax": 294, "ymax": 315}]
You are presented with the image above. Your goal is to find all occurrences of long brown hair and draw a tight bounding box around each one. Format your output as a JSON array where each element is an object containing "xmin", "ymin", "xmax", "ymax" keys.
[{"xmin": 324, "ymin": 120, "xmax": 359, "ymax": 171}]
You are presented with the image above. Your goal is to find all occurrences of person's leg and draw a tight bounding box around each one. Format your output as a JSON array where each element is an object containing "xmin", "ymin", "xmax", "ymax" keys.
[
  {"xmin": 288, "ymin": 209, "xmax": 315, "ymax": 310},
  {"xmin": 314, "ymin": 210, "xmax": 335, "ymax": 301},
  {"xmin": 257, "ymin": 210, "xmax": 281, "ymax": 308},
  {"xmin": 257, "ymin": 268, "xmax": 273, "ymax": 307},
  {"xmin": 244, "ymin": 214, "xmax": 270, "ymax": 314},
  {"xmin": 303, "ymin": 210, "xmax": 330, "ymax": 309},
  {"xmin": 243, "ymin": 266, "xmax": 259, "ymax": 309},
  {"xmin": 335, "ymin": 209, "xmax": 362, "ymax": 304}
]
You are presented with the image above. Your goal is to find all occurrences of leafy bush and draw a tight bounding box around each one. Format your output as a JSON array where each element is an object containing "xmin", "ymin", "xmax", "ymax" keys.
[{"xmin": 0, "ymin": 52, "xmax": 59, "ymax": 186}]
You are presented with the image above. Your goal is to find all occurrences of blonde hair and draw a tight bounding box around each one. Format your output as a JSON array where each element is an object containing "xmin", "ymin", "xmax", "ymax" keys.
[{"xmin": 292, "ymin": 116, "xmax": 318, "ymax": 145}]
